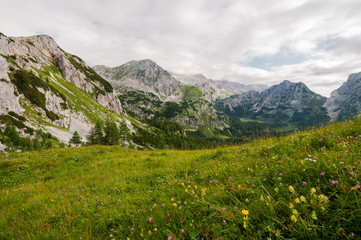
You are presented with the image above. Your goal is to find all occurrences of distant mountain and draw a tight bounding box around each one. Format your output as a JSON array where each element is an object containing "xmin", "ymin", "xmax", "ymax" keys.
[
  {"xmin": 324, "ymin": 72, "xmax": 361, "ymax": 121},
  {"xmin": 172, "ymin": 73, "xmax": 268, "ymax": 102},
  {"xmin": 94, "ymin": 60, "xmax": 230, "ymax": 133},
  {"xmin": 217, "ymin": 80, "xmax": 330, "ymax": 129},
  {"xmin": 93, "ymin": 60, "xmax": 183, "ymax": 102}
]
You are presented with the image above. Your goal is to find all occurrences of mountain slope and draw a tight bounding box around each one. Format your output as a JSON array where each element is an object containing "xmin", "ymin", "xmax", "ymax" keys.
[
  {"xmin": 0, "ymin": 33, "xmax": 130, "ymax": 143},
  {"xmin": 324, "ymin": 72, "xmax": 361, "ymax": 121}
]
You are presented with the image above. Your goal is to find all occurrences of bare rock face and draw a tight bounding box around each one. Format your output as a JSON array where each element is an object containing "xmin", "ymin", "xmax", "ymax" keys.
[
  {"xmin": 0, "ymin": 58, "xmax": 23, "ymax": 115},
  {"xmin": 324, "ymin": 72, "xmax": 361, "ymax": 121}
]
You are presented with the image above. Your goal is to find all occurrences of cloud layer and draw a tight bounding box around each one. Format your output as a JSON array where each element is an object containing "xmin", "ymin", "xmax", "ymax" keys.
[{"xmin": 1, "ymin": 0, "xmax": 361, "ymax": 96}]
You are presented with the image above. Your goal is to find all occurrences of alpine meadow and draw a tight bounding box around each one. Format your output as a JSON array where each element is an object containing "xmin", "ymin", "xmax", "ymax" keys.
[{"xmin": 2, "ymin": 0, "xmax": 361, "ymax": 239}]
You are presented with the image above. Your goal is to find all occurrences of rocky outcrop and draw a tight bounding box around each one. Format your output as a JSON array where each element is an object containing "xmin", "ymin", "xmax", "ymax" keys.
[
  {"xmin": 94, "ymin": 60, "xmax": 183, "ymax": 102},
  {"xmin": 324, "ymin": 72, "xmax": 361, "ymax": 121}
]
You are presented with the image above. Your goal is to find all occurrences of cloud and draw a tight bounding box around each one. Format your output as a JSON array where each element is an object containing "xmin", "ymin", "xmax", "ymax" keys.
[{"xmin": 1, "ymin": 0, "xmax": 361, "ymax": 97}]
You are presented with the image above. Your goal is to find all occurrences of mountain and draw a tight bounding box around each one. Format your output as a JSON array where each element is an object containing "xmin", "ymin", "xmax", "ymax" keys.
[
  {"xmin": 0, "ymin": 33, "xmax": 129, "ymax": 144},
  {"xmin": 217, "ymin": 80, "xmax": 330, "ymax": 129},
  {"xmin": 93, "ymin": 60, "xmax": 183, "ymax": 102},
  {"xmin": 94, "ymin": 60, "xmax": 229, "ymax": 133},
  {"xmin": 324, "ymin": 72, "xmax": 361, "ymax": 121},
  {"xmin": 172, "ymin": 73, "xmax": 268, "ymax": 102}
]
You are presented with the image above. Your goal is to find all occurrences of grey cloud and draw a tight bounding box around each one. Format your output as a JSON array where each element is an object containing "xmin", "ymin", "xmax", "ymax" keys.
[{"xmin": 1, "ymin": 0, "xmax": 361, "ymax": 97}]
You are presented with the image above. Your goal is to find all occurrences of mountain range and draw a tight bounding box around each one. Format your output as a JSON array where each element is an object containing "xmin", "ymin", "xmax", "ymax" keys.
[{"xmin": 0, "ymin": 33, "xmax": 360, "ymax": 150}]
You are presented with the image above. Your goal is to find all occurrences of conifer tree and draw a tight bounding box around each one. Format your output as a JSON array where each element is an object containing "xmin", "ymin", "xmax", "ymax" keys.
[
  {"xmin": 87, "ymin": 122, "xmax": 103, "ymax": 145},
  {"xmin": 69, "ymin": 131, "xmax": 81, "ymax": 146},
  {"xmin": 103, "ymin": 120, "xmax": 120, "ymax": 145}
]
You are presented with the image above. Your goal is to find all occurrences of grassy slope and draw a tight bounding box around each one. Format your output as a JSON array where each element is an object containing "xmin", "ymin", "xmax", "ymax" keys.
[{"xmin": 1, "ymin": 117, "xmax": 361, "ymax": 239}]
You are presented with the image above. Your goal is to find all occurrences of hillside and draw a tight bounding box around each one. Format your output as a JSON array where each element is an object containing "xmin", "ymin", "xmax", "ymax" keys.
[
  {"xmin": 0, "ymin": 33, "xmax": 131, "ymax": 145},
  {"xmin": 1, "ymin": 116, "xmax": 360, "ymax": 239}
]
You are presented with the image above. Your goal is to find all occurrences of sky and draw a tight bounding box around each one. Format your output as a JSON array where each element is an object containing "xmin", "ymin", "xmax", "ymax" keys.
[{"xmin": 1, "ymin": 0, "xmax": 361, "ymax": 97}]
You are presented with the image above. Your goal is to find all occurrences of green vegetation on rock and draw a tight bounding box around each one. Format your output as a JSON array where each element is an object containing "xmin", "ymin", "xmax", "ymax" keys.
[{"xmin": 66, "ymin": 53, "xmax": 113, "ymax": 93}]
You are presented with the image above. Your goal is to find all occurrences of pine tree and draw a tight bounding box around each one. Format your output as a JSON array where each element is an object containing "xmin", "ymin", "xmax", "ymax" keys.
[
  {"xmin": 69, "ymin": 131, "xmax": 81, "ymax": 146},
  {"xmin": 87, "ymin": 122, "xmax": 103, "ymax": 145},
  {"xmin": 103, "ymin": 120, "xmax": 120, "ymax": 145}
]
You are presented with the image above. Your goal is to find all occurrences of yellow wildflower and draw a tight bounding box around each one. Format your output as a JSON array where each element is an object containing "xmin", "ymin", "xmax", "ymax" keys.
[
  {"xmin": 172, "ymin": 203, "xmax": 177, "ymax": 207},
  {"xmin": 292, "ymin": 209, "xmax": 298, "ymax": 216},
  {"xmin": 171, "ymin": 198, "xmax": 175, "ymax": 201},
  {"xmin": 291, "ymin": 215, "xmax": 297, "ymax": 222},
  {"xmin": 300, "ymin": 196, "xmax": 306, "ymax": 202},
  {"xmin": 295, "ymin": 198, "xmax": 300, "ymax": 204},
  {"xmin": 311, "ymin": 211, "xmax": 317, "ymax": 220},
  {"xmin": 242, "ymin": 210, "xmax": 249, "ymax": 216},
  {"xmin": 274, "ymin": 187, "xmax": 279, "ymax": 193},
  {"xmin": 289, "ymin": 185, "xmax": 295, "ymax": 194},
  {"xmin": 154, "ymin": 228, "xmax": 158, "ymax": 232},
  {"xmin": 289, "ymin": 203, "xmax": 294, "ymax": 209},
  {"xmin": 243, "ymin": 220, "xmax": 247, "ymax": 229},
  {"xmin": 310, "ymin": 188, "xmax": 316, "ymax": 195}
]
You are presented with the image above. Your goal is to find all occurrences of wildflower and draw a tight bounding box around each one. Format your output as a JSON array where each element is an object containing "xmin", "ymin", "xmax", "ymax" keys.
[
  {"xmin": 243, "ymin": 220, "xmax": 247, "ymax": 229},
  {"xmin": 331, "ymin": 180, "xmax": 339, "ymax": 185},
  {"xmin": 349, "ymin": 172, "xmax": 354, "ymax": 176},
  {"xmin": 310, "ymin": 188, "xmax": 316, "ymax": 195},
  {"xmin": 291, "ymin": 215, "xmax": 297, "ymax": 222},
  {"xmin": 279, "ymin": 173, "xmax": 283, "ymax": 177},
  {"xmin": 295, "ymin": 198, "xmax": 300, "ymax": 204},
  {"xmin": 167, "ymin": 214, "xmax": 170, "ymax": 221},
  {"xmin": 149, "ymin": 217, "xmax": 154, "ymax": 224},
  {"xmin": 154, "ymin": 228, "xmax": 158, "ymax": 232},
  {"xmin": 320, "ymin": 172, "xmax": 325, "ymax": 177},
  {"xmin": 172, "ymin": 203, "xmax": 177, "ymax": 207},
  {"xmin": 340, "ymin": 162, "xmax": 344, "ymax": 166},
  {"xmin": 274, "ymin": 187, "xmax": 279, "ymax": 193},
  {"xmin": 292, "ymin": 209, "xmax": 298, "ymax": 215},
  {"xmin": 311, "ymin": 211, "xmax": 317, "ymax": 220},
  {"xmin": 223, "ymin": 220, "xmax": 227, "ymax": 225},
  {"xmin": 181, "ymin": 229, "xmax": 185, "ymax": 235},
  {"xmin": 131, "ymin": 227, "xmax": 135, "ymax": 234},
  {"xmin": 302, "ymin": 181, "xmax": 307, "ymax": 186},
  {"xmin": 242, "ymin": 210, "xmax": 249, "ymax": 216},
  {"xmin": 110, "ymin": 234, "xmax": 113, "ymax": 238},
  {"xmin": 300, "ymin": 196, "xmax": 306, "ymax": 202},
  {"xmin": 171, "ymin": 198, "xmax": 175, "ymax": 201},
  {"xmin": 111, "ymin": 229, "xmax": 114, "ymax": 232},
  {"xmin": 289, "ymin": 185, "xmax": 295, "ymax": 194},
  {"xmin": 339, "ymin": 228, "xmax": 346, "ymax": 233},
  {"xmin": 168, "ymin": 236, "xmax": 173, "ymax": 240},
  {"xmin": 289, "ymin": 203, "xmax": 294, "ymax": 209}
]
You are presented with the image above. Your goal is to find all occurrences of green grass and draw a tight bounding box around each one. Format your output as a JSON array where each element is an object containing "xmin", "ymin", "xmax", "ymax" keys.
[{"xmin": 1, "ymin": 117, "xmax": 361, "ymax": 239}]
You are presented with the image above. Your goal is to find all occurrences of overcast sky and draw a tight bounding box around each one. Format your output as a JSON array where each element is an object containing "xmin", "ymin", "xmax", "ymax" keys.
[{"xmin": 1, "ymin": 0, "xmax": 361, "ymax": 96}]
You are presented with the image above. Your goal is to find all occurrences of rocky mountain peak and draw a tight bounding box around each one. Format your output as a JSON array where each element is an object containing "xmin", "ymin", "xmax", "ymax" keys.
[
  {"xmin": 324, "ymin": 71, "xmax": 361, "ymax": 121},
  {"xmin": 94, "ymin": 59, "xmax": 183, "ymax": 100}
]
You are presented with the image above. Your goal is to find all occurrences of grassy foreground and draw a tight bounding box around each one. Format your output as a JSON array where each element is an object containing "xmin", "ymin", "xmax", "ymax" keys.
[{"xmin": 1, "ymin": 118, "xmax": 361, "ymax": 239}]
